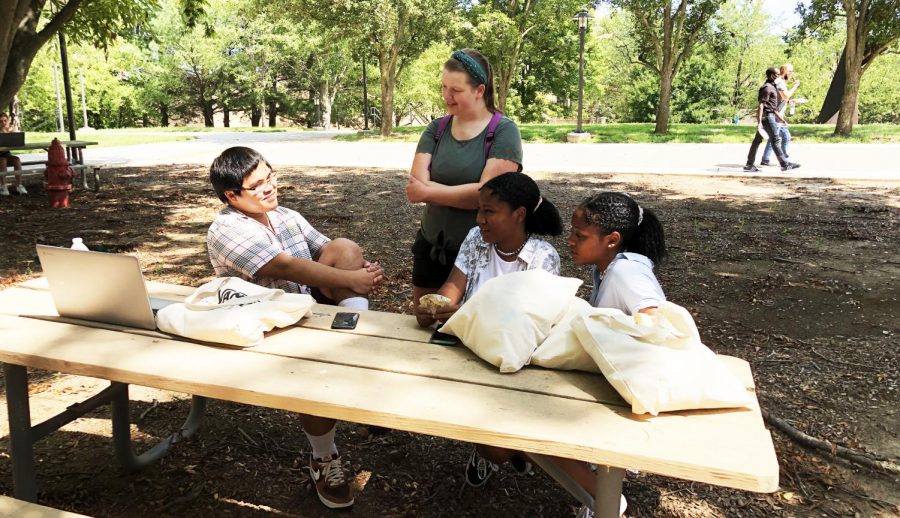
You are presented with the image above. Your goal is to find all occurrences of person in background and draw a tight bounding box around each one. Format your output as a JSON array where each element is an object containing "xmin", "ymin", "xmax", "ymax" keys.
[
  {"xmin": 761, "ymin": 63, "xmax": 800, "ymax": 167},
  {"xmin": 0, "ymin": 112, "xmax": 27, "ymax": 196},
  {"xmin": 744, "ymin": 67, "xmax": 800, "ymax": 172}
]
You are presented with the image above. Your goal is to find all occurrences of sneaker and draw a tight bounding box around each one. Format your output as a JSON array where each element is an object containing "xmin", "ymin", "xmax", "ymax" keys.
[
  {"xmin": 760, "ymin": 160, "xmax": 770, "ymax": 166},
  {"xmin": 15, "ymin": 184, "xmax": 27, "ymax": 195},
  {"xmin": 464, "ymin": 448, "xmax": 498, "ymax": 487},
  {"xmin": 308, "ymin": 455, "xmax": 354, "ymax": 509},
  {"xmin": 575, "ymin": 495, "xmax": 628, "ymax": 518},
  {"xmin": 743, "ymin": 164, "xmax": 760, "ymax": 172},
  {"xmin": 781, "ymin": 162, "xmax": 801, "ymax": 171},
  {"xmin": 510, "ymin": 452, "xmax": 533, "ymax": 475},
  {"xmin": 0, "ymin": 185, "xmax": 8, "ymax": 196}
]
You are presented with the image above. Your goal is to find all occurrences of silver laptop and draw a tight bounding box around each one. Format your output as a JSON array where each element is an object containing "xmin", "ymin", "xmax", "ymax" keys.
[{"xmin": 36, "ymin": 245, "xmax": 175, "ymax": 330}]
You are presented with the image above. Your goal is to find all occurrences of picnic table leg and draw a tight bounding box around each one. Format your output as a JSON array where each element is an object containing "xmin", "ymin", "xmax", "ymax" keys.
[
  {"xmin": 3, "ymin": 363, "xmax": 38, "ymax": 502},
  {"xmin": 594, "ymin": 465, "xmax": 625, "ymax": 518},
  {"xmin": 110, "ymin": 384, "xmax": 207, "ymax": 472},
  {"xmin": 528, "ymin": 453, "xmax": 594, "ymax": 508}
]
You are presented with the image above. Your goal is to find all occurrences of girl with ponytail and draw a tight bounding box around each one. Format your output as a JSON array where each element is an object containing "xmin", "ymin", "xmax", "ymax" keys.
[
  {"xmin": 568, "ymin": 191, "xmax": 667, "ymax": 315},
  {"xmin": 415, "ymin": 171, "xmax": 561, "ymax": 487},
  {"xmin": 415, "ymin": 172, "xmax": 562, "ymax": 327}
]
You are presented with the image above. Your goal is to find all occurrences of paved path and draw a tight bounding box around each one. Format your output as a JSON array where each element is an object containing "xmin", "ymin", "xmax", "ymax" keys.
[{"xmin": 19, "ymin": 130, "xmax": 900, "ymax": 180}]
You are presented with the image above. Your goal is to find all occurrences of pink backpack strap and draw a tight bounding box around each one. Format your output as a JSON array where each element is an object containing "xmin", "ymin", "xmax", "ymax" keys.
[
  {"xmin": 428, "ymin": 115, "xmax": 453, "ymax": 172},
  {"xmin": 483, "ymin": 111, "xmax": 503, "ymax": 158}
]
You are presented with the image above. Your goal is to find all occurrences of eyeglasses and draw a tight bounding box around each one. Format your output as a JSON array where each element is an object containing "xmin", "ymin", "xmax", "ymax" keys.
[{"xmin": 237, "ymin": 171, "xmax": 277, "ymax": 195}]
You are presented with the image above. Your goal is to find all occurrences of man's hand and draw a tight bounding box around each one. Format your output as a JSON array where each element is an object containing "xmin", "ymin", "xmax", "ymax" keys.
[
  {"xmin": 348, "ymin": 263, "xmax": 384, "ymax": 295},
  {"xmin": 406, "ymin": 176, "xmax": 431, "ymax": 204}
]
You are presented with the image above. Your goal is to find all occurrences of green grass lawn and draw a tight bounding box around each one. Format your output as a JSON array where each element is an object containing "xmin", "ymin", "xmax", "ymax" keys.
[
  {"xmin": 25, "ymin": 130, "xmax": 195, "ymax": 148},
  {"xmin": 335, "ymin": 123, "xmax": 900, "ymax": 144},
  {"xmin": 22, "ymin": 126, "xmax": 295, "ymax": 148}
]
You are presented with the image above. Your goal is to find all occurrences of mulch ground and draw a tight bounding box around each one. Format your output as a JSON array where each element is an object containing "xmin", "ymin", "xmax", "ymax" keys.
[{"xmin": 0, "ymin": 165, "xmax": 898, "ymax": 517}]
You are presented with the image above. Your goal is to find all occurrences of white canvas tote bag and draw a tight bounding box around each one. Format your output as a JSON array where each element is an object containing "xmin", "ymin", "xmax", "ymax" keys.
[{"xmin": 156, "ymin": 277, "xmax": 315, "ymax": 347}]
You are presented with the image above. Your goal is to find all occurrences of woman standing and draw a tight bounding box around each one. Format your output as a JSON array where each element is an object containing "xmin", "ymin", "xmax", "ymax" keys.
[{"xmin": 406, "ymin": 48, "xmax": 523, "ymax": 317}]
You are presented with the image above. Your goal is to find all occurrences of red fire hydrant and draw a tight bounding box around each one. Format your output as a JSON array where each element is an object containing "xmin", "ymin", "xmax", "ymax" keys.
[{"xmin": 44, "ymin": 138, "xmax": 74, "ymax": 208}]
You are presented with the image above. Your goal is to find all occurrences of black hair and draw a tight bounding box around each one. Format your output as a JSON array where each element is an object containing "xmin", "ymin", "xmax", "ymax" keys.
[
  {"xmin": 209, "ymin": 146, "xmax": 271, "ymax": 203},
  {"xmin": 444, "ymin": 48, "xmax": 497, "ymax": 113},
  {"xmin": 480, "ymin": 172, "xmax": 562, "ymax": 236},
  {"xmin": 765, "ymin": 66, "xmax": 779, "ymax": 81},
  {"xmin": 578, "ymin": 192, "xmax": 667, "ymax": 265}
]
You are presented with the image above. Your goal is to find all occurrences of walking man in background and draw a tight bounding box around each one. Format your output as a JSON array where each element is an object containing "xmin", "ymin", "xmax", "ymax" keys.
[
  {"xmin": 761, "ymin": 63, "xmax": 800, "ymax": 166},
  {"xmin": 744, "ymin": 67, "xmax": 800, "ymax": 172}
]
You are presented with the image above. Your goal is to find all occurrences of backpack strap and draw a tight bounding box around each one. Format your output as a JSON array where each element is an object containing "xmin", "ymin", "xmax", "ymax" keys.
[
  {"xmin": 428, "ymin": 115, "xmax": 453, "ymax": 172},
  {"xmin": 483, "ymin": 111, "xmax": 503, "ymax": 159}
]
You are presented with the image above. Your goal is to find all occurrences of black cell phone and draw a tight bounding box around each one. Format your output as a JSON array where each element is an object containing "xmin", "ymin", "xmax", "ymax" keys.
[
  {"xmin": 430, "ymin": 327, "xmax": 460, "ymax": 346},
  {"xmin": 331, "ymin": 312, "xmax": 360, "ymax": 330}
]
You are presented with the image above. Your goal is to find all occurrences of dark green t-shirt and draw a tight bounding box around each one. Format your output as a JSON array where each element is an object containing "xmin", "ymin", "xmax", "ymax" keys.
[{"xmin": 415, "ymin": 116, "xmax": 523, "ymax": 249}]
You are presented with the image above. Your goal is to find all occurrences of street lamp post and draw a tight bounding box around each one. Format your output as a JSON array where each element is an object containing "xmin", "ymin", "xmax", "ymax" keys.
[{"xmin": 567, "ymin": 9, "xmax": 592, "ymax": 143}]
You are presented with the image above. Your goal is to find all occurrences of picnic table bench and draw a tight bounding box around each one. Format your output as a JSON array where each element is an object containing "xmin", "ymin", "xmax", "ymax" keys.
[
  {"xmin": 0, "ymin": 141, "xmax": 101, "ymax": 192},
  {"xmin": 0, "ymin": 278, "xmax": 779, "ymax": 517}
]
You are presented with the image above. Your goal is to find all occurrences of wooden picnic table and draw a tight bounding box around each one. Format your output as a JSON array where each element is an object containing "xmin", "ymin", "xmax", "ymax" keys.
[
  {"xmin": 0, "ymin": 140, "xmax": 98, "ymax": 165},
  {"xmin": 0, "ymin": 279, "xmax": 779, "ymax": 517},
  {"xmin": 0, "ymin": 141, "xmax": 101, "ymax": 191}
]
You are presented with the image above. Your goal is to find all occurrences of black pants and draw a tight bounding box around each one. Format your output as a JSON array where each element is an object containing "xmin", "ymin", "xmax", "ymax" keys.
[{"xmin": 747, "ymin": 113, "xmax": 788, "ymax": 167}]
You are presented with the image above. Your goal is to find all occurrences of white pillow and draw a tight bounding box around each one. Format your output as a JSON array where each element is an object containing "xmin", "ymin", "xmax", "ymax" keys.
[
  {"xmin": 529, "ymin": 297, "xmax": 600, "ymax": 373},
  {"xmin": 441, "ymin": 270, "xmax": 582, "ymax": 373},
  {"xmin": 571, "ymin": 302, "xmax": 752, "ymax": 415}
]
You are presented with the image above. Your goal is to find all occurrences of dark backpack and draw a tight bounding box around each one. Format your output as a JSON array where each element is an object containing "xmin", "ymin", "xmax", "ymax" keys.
[{"xmin": 428, "ymin": 111, "xmax": 504, "ymax": 172}]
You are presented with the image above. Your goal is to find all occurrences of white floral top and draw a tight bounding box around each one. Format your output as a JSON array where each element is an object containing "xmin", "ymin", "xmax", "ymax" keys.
[{"xmin": 454, "ymin": 227, "xmax": 561, "ymax": 302}]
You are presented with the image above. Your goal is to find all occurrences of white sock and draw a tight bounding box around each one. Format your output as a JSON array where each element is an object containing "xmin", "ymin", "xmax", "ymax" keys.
[
  {"xmin": 305, "ymin": 425, "xmax": 338, "ymax": 460},
  {"xmin": 338, "ymin": 296, "xmax": 368, "ymax": 311}
]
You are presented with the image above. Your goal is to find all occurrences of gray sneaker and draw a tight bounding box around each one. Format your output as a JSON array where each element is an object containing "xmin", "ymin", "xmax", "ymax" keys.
[{"xmin": 464, "ymin": 448, "xmax": 498, "ymax": 487}]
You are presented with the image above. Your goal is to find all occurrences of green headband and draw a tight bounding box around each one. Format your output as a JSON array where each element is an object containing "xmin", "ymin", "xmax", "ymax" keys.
[{"xmin": 452, "ymin": 50, "xmax": 488, "ymax": 85}]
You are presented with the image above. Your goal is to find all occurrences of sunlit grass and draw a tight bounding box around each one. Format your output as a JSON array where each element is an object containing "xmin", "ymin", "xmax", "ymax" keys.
[{"xmin": 335, "ymin": 123, "xmax": 900, "ymax": 144}]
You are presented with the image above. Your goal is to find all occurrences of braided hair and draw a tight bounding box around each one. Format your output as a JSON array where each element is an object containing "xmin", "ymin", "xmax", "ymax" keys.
[
  {"xmin": 444, "ymin": 48, "xmax": 497, "ymax": 113},
  {"xmin": 578, "ymin": 192, "xmax": 667, "ymax": 265},
  {"xmin": 481, "ymin": 172, "xmax": 562, "ymax": 236}
]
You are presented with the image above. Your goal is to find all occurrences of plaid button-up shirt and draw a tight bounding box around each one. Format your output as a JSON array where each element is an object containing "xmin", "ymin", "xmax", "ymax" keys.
[{"xmin": 207, "ymin": 206, "xmax": 330, "ymax": 294}]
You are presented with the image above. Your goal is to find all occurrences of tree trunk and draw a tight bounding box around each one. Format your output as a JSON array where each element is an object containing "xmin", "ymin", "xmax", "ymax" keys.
[
  {"xmin": 0, "ymin": 0, "xmax": 85, "ymax": 110},
  {"xmin": 378, "ymin": 53, "xmax": 396, "ymax": 136},
  {"xmin": 202, "ymin": 103, "xmax": 214, "ymax": 127},
  {"xmin": 267, "ymin": 98, "xmax": 277, "ymax": 127},
  {"xmin": 835, "ymin": 6, "xmax": 865, "ymax": 137},
  {"xmin": 160, "ymin": 104, "xmax": 169, "ymax": 127},
  {"xmin": 268, "ymin": 76, "xmax": 277, "ymax": 127},
  {"xmin": 319, "ymin": 82, "xmax": 332, "ymax": 131},
  {"xmin": 223, "ymin": 106, "xmax": 230, "ymax": 127},
  {"xmin": 10, "ymin": 94, "xmax": 21, "ymax": 128},
  {"xmin": 655, "ymin": 71, "xmax": 673, "ymax": 134},
  {"xmin": 250, "ymin": 106, "xmax": 261, "ymax": 127}
]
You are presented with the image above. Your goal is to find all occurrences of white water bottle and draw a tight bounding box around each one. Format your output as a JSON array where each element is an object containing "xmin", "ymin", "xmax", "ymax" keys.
[{"xmin": 70, "ymin": 238, "xmax": 89, "ymax": 251}]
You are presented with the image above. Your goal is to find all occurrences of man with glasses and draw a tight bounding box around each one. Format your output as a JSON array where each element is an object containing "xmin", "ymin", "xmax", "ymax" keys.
[{"xmin": 207, "ymin": 146, "xmax": 384, "ymax": 509}]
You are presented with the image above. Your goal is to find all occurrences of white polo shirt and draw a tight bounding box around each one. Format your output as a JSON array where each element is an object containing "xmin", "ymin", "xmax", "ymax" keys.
[{"xmin": 590, "ymin": 252, "xmax": 665, "ymax": 315}]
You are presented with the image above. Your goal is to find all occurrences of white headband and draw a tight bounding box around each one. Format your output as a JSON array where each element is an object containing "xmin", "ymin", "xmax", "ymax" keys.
[
  {"xmin": 534, "ymin": 196, "xmax": 543, "ymax": 213},
  {"xmin": 637, "ymin": 206, "xmax": 644, "ymax": 226}
]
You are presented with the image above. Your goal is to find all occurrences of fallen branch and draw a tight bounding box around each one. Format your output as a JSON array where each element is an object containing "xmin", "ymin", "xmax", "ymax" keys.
[
  {"xmin": 772, "ymin": 257, "xmax": 856, "ymax": 273},
  {"xmin": 811, "ymin": 348, "xmax": 877, "ymax": 370},
  {"xmin": 762, "ymin": 410, "xmax": 900, "ymax": 476}
]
